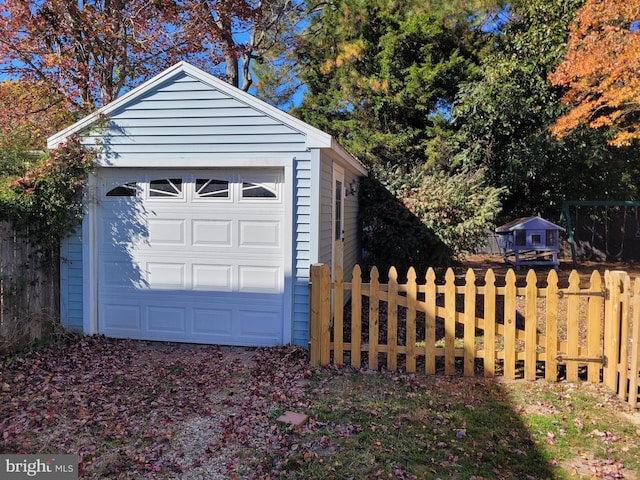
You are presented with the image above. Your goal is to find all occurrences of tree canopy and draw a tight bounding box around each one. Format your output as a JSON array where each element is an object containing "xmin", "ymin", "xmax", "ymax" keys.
[
  {"xmin": 0, "ymin": 0, "xmax": 304, "ymax": 114},
  {"xmin": 296, "ymin": 0, "xmax": 489, "ymax": 170},
  {"xmin": 450, "ymin": 0, "xmax": 639, "ymax": 215},
  {"xmin": 549, "ymin": 0, "xmax": 640, "ymax": 147}
]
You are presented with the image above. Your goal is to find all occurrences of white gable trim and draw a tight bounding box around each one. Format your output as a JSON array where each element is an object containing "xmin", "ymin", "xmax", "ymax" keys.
[{"xmin": 47, "ymin": 61, "xmax": 367, "ymax": 175}]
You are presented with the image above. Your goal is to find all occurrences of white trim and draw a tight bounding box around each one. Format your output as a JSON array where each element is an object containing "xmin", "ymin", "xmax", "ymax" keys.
[
  {"xmin": 282, "ymin": 160, "xmax": 294, "ymax": 344},
  {"xmin": 83, "ymin": 172, "xmax": 99, "ymax": 334},
  {"xmin": 94, "ymin": 157, "xmax": 295, "ymax": 169},
  {"xmin": 309, "ymin": 149, "xmax": 321, "ymax": 265}
]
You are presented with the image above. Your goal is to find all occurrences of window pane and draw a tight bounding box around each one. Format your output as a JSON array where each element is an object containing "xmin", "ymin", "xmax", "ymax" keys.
[
  {"xmin": 195, "ymin": 178, "xmax": 229, "ymax": 198},
  {"xmin": 242, "ymin": 182, "xmax": 276, "ymax": 198},
  {"xmin": 150, "ymin": 178, "xmax": 182, "ymax": 197},
  {"xmin": 106, "ymin": 182, "xmax": 137, "ymax": 197},
  {"xmin": 335, "ymin": 180, "xmax": 342, "ymax": 241},
  {"xmin": 546, "ymin": 230, "xmax": 557, "ymax": 245}
]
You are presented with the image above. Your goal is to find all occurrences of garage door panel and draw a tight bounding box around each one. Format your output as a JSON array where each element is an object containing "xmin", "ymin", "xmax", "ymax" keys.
[
  {"xmin": 147, "ymin": 218, "xmax": 186, "ymax": 246},
  {"xmin": 192, "ymin": 220, "xmax": 232, "ymax": 246},
  {"xmin": 99, "ymin": 216, "xmax": 148, "ymax": 248},
  {"xmin": 238, "ymin": 307, "xmax": 282, "ymax": 340},
  {"xmin": 192, "ymin": 264, "xmax": 233, "ymax": 290},
  {"xmin": 101, "ymin": 259, "xmax": 147, "ymax": 289},
  {"xmin": 192, "ymin": 307, "xmax": 233, "ymax": 335},
  {"xmin": 148, "ymin": 305, "xmax": 186, "ymax": 333},
  {"xmin": 101, "ymin": 303, "xmax": 142, "ymax": 330},
  {"xmin": 147, "ymin": 262, "xmax": 186, "ymax": 289},
  {"xmin": 239, "ymin": 220, "xmax": 281, "ymax": 248},
  {"xmin": 238, "ymin": 265, "xmax": 281, "ymax": 292}
]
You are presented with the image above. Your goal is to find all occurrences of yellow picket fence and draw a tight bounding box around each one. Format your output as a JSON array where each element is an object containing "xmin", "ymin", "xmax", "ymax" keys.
[{"xmin": 309, "ymin": 264, "xmax": 640, "ymax": 409}]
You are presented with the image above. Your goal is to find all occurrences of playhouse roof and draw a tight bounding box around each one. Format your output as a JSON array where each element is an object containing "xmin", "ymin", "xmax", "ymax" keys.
[{"xmin": 495, "ymin": 216, "xmax": 565, "ymax": 234}]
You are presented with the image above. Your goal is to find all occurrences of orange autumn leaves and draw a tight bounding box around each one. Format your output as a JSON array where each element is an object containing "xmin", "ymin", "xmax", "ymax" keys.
[
  {"xmin": 549, "ymin": 0, "xmax": 640, "ymax": 146},
  {"xmin": 0, "ymin": 80, "xmax": 75, "ymax": 150}
]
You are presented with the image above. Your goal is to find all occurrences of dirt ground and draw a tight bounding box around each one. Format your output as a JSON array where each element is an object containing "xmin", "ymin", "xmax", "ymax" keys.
[{"xmin": 461, "ymin": 253, "xmax": 640, "ymax": 287}]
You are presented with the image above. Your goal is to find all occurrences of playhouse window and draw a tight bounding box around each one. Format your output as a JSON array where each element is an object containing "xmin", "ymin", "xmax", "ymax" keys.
[
  {"xmin": 546, "ymin": 230, "xmax": 557, "ymax": 246},
  {"xmin": 515, "ymin": 230, "xmax": 526, "ymax": 246},
  {"xmin": 530, "ymin": 234, "xmax": 542, "ymax": 246}
]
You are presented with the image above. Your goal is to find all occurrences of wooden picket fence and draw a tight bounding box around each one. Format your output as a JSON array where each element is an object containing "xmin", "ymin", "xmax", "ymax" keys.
[{"xmin": 309, "ymin": 263, "xmax": 640, "ymax": 409}]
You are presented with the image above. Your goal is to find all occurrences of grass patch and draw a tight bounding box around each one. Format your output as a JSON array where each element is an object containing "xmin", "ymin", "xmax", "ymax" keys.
[{"xmin": 262, "ymin": 370, "xmax": 640, "ymax": 479}]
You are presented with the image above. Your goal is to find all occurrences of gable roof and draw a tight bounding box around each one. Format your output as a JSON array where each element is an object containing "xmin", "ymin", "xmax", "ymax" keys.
[
  {"xmin": 496, "ymin": 216, "xmax": 565, "ymax": 233},
  {"xmin": 47, "ymin": 61, "xmax": 367, "ymax": 174}
]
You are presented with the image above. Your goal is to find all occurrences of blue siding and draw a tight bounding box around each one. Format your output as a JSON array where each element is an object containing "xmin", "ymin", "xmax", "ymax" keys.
[
  {"xmin": 343, "ymin": 169, "xmax": 360, "ymax": 280},
  {"xmin": 60, "ymin": 231, "xmax": 83, "ymax": 331},
  {"xmin": 84, "ymin": 74, "xmax": 308, "ymax": 163},
  {"xmin": 292, "ymin": 155, "xmax": 312, "ymax": 346}
]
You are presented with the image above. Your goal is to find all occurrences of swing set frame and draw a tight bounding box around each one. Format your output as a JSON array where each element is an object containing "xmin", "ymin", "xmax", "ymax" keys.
[{"xmin": 561, "ymin": 200, "xmax": 640, "ymax": 267}]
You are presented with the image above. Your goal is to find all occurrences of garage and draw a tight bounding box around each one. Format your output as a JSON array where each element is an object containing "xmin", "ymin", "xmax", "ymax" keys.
[
  {"xmin": 52, "ymin": 61, "xmax": 367, "ymax": 347},
  {"xmin": 97, "ymin": 168, "xmax": 285, "ymax": 345}
]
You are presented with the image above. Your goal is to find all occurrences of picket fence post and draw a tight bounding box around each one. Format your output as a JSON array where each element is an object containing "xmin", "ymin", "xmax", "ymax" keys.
[
  {"xmin": 604, "ymin": 271, "xmax": 624, "ymax": 392},
  {"xmin": 309, "ymin": 263, "xmax": 331, "ymax": 366},
  {"xmin": 545, "ymin": 269, "xmax": 559, "ymax": 382},
  {"xmin": 629, "ymin": 278, "xmax": 640, "ymax": 409},
  {"xmin": 587, "ymin": 271, "xmax": 603, "ymax": 384},
  {"xmin": 504, "ymin": 269, "xmax": 517, "ymax": 379}
]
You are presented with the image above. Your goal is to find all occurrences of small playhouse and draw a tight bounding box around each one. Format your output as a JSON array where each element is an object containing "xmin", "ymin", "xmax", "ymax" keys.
[{"xmin": 495, "ymin": 216, "xmax": 565, "ymax": 269}]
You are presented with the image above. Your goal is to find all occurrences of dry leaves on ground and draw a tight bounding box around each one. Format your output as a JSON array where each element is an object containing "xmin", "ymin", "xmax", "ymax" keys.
[{"xmin": 0, "ymin": 335, "xmax": 311, "ymax": 479}]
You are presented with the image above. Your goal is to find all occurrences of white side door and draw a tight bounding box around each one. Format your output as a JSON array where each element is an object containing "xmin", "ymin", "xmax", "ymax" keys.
[{"xmin": 332, "ymin": 164, "xmax": 345, "ymax": 279}]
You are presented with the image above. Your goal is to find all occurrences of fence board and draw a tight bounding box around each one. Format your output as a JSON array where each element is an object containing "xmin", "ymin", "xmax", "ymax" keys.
[
  {"xmin": 387, "ymin": 267, "xmax": 398, "ymax": 371},
  {"xmin": 546, "ymin": 270, "xmax": 559, "ymax": 382},
  {"xmin": 351, "ymin": 265, "xmax": 362, "ymax": 368},
  {"xmin": 504, "ymin": 270, "xmax": 517, "ymax": 379},
  {"xmin": 525, "ymin": 270, "xmax": 538, "ymax": 381},
  {"xmin": 444, "ymin": 269, "xmax": 456, "ymax": 375},
  {"xmin": 406, "ymin": 268, "xmax": 417, "ymax": 373},
  {"xmin": 629, "ymin": 278, "xmax": 640, "ymax": 408},
  {"xmin": 587, "ymin": 271, "xmax": 603, "ymax": 383},
  {"xmin": 333, "ymin": 265, "xmax": 344, "ymax": 364},
  {"xmin": 566, "ymin": 270, "xmax": 581, "ymax": 382},
  {"xmin": 425, "ymin": 268, "xmax": 437, "ymax": 375},
  {"xmin": 604, "ymin": 271, "xmax": 623, "ymax": 391},
  {"xmin": 618, "ymin": 274, "xmax": 631, "ymax": 401},
  {"xmin": 464, "ymin": 269, "xmax": 476, "ymax": 376},
  {"xmin": 368, "ymin": 267, "xmax": 380, "ymax": 370},
  {"xmin": 483, "ymin": 270, "xmax": 497, "ymax": 378}
]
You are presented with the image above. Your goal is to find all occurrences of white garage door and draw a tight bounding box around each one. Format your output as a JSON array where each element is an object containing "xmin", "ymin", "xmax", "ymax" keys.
[{"xmin": 96, "ymin": 168, "xmax": 285, "ymax": 346}]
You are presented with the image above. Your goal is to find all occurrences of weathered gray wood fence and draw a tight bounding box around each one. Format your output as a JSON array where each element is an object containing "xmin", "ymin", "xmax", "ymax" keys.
[{"xmin": 0, "ymin": 221, "xmax": 59, "ymax": 353}]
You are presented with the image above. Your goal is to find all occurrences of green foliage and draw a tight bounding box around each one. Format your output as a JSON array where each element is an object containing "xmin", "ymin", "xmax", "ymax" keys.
[
  {"xmin": 358, "ymin": 175, "xmax": 455, "ymax": 280},
  {"xmin": 450, "ymin": 0, "xmax": 640, "ymax": 215},
  {"xmin": 359, "ymin": 165, "xmax": 505, "ymax": 276},
  {"xmin": 296, "ymin": 0, "xmax": 488, "ymax": 170},
  {"xmin": 296, "ymin": 0, "xmax": 506, "ymax": 263},
  {"xmin": 0, "ymin": 136, "xmax": 94, "ymax": 262},
  {"xmin": 400, "ymin": 168, "xmax": 506, "ymax": 257}
]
